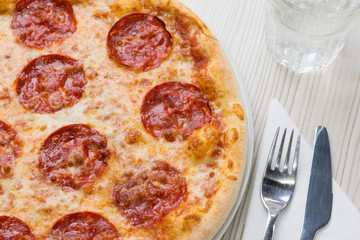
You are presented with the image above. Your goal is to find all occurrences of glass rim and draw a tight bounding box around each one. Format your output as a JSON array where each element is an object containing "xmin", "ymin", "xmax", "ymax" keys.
[{"xmin": 277, "ymin": 0, "xmax": 360, "ymax": 16}]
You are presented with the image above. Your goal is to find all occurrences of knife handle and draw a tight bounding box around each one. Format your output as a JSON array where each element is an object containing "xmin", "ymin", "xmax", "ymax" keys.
[{"xmin": 263, "ymin": 213, "xmax": 278, "ymax": 240}]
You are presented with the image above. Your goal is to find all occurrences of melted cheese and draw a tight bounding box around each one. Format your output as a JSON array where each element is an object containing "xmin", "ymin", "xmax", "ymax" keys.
[{"xmin": 0, "ymin": 1, "xmax": 247, "ymax": 239}]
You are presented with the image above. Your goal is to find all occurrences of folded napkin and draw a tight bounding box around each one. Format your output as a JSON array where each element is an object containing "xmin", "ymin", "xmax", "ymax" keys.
[{"xmin": 241, "ymin": 99, "xmax": 360, "ymax": 240}]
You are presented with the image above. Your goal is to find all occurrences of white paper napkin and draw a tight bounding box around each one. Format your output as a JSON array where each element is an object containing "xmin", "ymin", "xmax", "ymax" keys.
[{"xmin": 242, "ymin": 99, "xmax": 360, "ymax": 240}]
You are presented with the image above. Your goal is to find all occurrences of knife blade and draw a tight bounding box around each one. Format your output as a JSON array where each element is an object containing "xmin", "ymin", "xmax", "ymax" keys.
[{"xmin": 300, "ymin": 126, "xmax": 333, "ymax": 240}]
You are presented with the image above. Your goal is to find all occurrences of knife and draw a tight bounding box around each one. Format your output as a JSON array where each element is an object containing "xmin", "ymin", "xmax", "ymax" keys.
[{"xmin": 300, "ymin": 126, "xmax": 333, "ymax": 240}]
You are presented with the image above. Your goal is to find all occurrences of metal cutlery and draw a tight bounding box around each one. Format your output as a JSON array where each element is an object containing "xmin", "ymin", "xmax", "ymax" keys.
[
  {"xmin": 261, "ymin": 127, "xmax": 301, "ymax": 240},
  {"xmin": 300, "ymin": 126, "xmax": 333, "ymax": 240}
]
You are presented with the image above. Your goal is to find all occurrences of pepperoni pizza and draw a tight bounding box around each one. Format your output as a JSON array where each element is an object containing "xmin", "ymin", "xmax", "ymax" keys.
[{"xmin": 0, "ymin": 0, "xmax": 247, "ymax": 239}]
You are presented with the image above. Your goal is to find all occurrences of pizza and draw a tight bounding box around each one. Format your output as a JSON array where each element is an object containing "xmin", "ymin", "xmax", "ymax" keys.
[{"xmin": 0, "ymin": 0, "xmax": 248, "ymax": 239}]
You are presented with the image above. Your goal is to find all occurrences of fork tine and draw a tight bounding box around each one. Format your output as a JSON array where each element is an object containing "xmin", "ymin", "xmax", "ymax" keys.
[
  {"xmin": 275, "ymin": 128, "xmax": 287, "ymax": 170},
  {"xmin": 283, "ymin": 129, "xmax": 294, "ymax": 173},
  {"xmin": 266, "ymin": 127, "xmax": 280, "ymax": 171},
  {"xmin": 292, "ymin": 133, "xmax": 301, "ymax": 173}
]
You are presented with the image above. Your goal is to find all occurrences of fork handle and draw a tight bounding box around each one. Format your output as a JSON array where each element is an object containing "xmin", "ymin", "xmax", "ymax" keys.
[{"xmin": 263, "ymin": 213, "xmax": 278, "ymax": 240}]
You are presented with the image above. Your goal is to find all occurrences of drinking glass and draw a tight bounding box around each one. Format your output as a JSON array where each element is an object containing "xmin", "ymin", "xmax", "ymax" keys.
[{"xmin": 265, "ymin": 0, "xmax": 360, "ymax": 73}]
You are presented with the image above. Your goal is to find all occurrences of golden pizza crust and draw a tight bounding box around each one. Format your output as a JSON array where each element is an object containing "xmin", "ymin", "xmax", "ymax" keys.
[
  {"xmin": 0, "ymin": 0, "xmax": 247, "ymax": 239},
  {"xmin": 155, "ymin": 2, "xmax": 247, "ymax": 238}
]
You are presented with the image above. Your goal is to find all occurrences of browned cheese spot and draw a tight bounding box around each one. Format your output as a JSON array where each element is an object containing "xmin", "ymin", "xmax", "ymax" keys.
[
  {"xmin": 0, "ymin": 87, "xmax": 11, "ymax": 100},
  {"xmin": 186, "ymin": 124, "xmax": 220, "ymax": 162},
  {"xmin": 232, "ymin": 103, "xmax": 245, "ymax": 121},
  {"xmin": 227, "ymin": 175, "xmax": 237, "ymax": 181},
  {"xmin": 124, "ymin": 128, "xmax": 142, "ymax": 144},
  {"xmin": 182, "ymin": 214, "xmax": 201, "ymax": 231}
]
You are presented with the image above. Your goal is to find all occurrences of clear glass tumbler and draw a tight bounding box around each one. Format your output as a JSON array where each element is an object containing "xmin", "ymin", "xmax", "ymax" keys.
[{"xmin": 265, "ymin": 0, "xmax": 360, "ymax": 73}]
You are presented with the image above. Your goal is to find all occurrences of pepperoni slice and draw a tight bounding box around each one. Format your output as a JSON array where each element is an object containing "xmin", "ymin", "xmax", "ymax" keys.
[
  {"xmin": 11, "ymin": 0, "xmax": 76, "ymax": 48},
  {"xmin": 113, "ymin": 161, "xmax": 187, "ymax": 228},
  {"xmin": 48, "ymin": 212, "xmax": 120, "ymax": 239},
  {"xmin": 0, "ymin": 121, "xmax": 21, "ymax": 178},
  {"xmin": 38, "ymin": 124, "xmax": 109, "ymax": 190},
  {"xmin": 107, "ymin": 13, "xmax": 172, "ymax": 71},
  {"xmin": 0, "ymin": 216, "xmax": 35, "ymax": 240},
  {"xmin": 141, "ymin": 82, "xmax": 211, "ymax": 141},
  {"xmin": 16, "ymin": 54, "xmax": 86, "ymax": 114}
]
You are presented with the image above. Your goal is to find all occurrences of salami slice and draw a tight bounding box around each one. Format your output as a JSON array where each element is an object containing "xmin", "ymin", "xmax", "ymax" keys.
[
  {"xmin": 113, "ymin": 161, "xmax": 187, "ymax": 228},
  {"xmin": 38, "ymin": 124, "xmax": 109, "ymax": 190},
  {"xmin": 107, "ymin": 13, "xmax": 172, "ymax": 71},
  {"xmin": 0, "ymin": 216, "xmax": 35, "ymax": 240},
  {"xmin": 0, "ymin": 121, "xmax": 21, "ymax": 178},
  {"xmin": 16, "ymin": 54, "xmax": 86, "ymax": 114},
  {"xmin": 48, "ymin": 212, "xmax": 120, "ymax": 239},
  {"xmin": 11, "ymin": 0, "xmax": 76, "ymax": 48},
  {"xmin": 141, "ymin": 82, "xmax": 211, "ymax": 141}
]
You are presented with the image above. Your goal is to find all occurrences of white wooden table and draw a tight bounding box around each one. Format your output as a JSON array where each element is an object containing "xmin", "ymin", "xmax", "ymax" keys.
[{"xmin": 180, "ymin": 0, "xmax": 360, "ymax": 238}]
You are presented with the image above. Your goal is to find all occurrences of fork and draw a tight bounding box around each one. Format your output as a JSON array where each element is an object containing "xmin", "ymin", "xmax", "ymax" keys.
[{"xmin": 261, "ymin": 127, "xmax": 301, "ymax": 240}]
